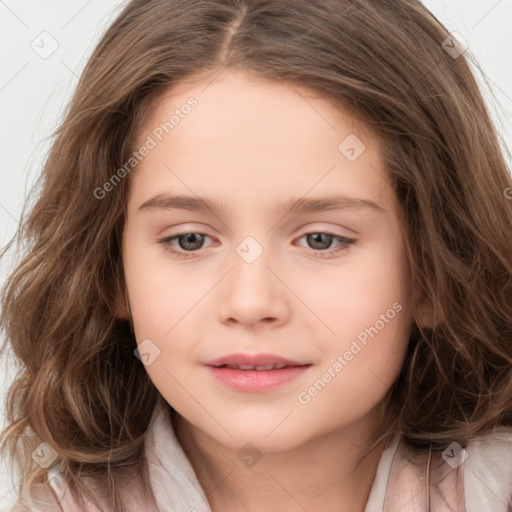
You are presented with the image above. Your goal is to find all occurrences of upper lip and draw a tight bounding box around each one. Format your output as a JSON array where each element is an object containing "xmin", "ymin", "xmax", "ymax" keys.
[{"xmin": 204, "ymin": 353, "xmax": 309, "ymax": 367}]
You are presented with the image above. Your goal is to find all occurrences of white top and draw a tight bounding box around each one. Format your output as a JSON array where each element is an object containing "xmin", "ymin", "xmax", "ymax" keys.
[{"xmin": 17, "ymin": 398, "xmax": 512, "ymax": 511}]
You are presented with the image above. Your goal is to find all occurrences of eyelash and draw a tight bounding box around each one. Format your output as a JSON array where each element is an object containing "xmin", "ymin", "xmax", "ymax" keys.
[{"xmin": 158, "ymin": 231, "xmax": 355, "ymax": 260}]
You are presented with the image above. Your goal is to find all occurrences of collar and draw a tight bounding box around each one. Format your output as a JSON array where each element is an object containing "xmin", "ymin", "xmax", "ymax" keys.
[{"xmin": 144, "ymin": 398, "xmax": 400, "ymax": 512}]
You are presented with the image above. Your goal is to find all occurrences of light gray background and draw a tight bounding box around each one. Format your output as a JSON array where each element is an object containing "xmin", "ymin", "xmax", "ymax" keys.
[{"xmin": 1, "ymin": 0, "xmax": 511, "ymax": 506}]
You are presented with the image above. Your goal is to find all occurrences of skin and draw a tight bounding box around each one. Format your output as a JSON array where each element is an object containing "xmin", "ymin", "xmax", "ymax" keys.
[{"xmin": 117, "ymin": 68, "xmax": 427, "ymax": 512}]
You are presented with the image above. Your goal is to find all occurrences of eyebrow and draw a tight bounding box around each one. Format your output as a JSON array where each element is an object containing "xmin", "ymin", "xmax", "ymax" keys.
[{"xmin": 138, "ymin": 193, "xmax": 386, "ymax": 215}]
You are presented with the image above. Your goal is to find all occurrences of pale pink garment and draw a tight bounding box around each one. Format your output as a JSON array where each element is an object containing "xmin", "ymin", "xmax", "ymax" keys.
[{"xmin": 29, "ymin": 398, "xmax": 512, "ymax": 511}]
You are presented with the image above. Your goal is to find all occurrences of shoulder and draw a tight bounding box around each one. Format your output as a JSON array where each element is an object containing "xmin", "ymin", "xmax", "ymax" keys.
[
  {"xmin": 371, "ymin": 429, "xmax": 512, "ymax": 512},
  {"xmin": 48, "ymin": 464, "xmax": 159, "ymax": 512},
  {"xmin": 4, "ymin": 465, "xmax": 102, "ymax": 512},
  {"xmin": 463, "ymin": 426, "xmax": 512, "ymax": 510},
  {"xmin": 6, "ymin": 463, "xmax": 157, "ymax": 512},
  {"xmin": 465, "ymin": 425, "xmax": 512, "ymax": 455}
]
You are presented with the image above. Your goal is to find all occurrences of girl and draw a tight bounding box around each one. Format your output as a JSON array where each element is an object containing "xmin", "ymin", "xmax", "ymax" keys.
[{"xmin": 1, "ymin": 0, "xmax": 512, "ymax": 511}]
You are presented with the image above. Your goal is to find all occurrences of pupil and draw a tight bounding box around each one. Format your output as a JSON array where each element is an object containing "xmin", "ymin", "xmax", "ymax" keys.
[
  {"xmin": 181, "ymin": 233, "xmax": 203, "ymax": 250},
  {"xmin": 309, "ymin": 233, "xmax": 332, "ymax": 250}
]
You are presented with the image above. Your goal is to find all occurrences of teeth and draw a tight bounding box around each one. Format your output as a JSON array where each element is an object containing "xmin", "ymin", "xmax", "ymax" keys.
[
  {"xmin": 256, "ymin": 364, "xmax": 278, "ymax": 371},
  {"xmin": 224, "ymin": 363, "xmax": 288, "ymax": 371}
]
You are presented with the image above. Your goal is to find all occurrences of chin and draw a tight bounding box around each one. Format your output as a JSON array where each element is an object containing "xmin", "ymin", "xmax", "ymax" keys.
[
  {"xmin": 222, "ymin": 430, "xmax": 303, "ymax": 454},
  {"xmin": 206, "ymin": 417, "xmax": 309, "ymax": 453}
]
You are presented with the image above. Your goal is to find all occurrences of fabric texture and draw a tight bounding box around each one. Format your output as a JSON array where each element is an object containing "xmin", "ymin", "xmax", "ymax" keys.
[{"xmin": 19, "ymin": 398, "xmax": 512, "ymax": 511}]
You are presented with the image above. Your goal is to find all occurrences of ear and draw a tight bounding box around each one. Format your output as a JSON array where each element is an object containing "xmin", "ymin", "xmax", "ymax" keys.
[
  {"xmin": 415, "ymin": 297, "xmax": 436, "ymax": 330},
  {"xmin": 113, "ymin": 282, "xmax": 131, "ymax": 320}
]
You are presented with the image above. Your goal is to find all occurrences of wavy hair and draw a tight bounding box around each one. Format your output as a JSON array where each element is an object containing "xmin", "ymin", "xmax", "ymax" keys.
[{"xmin": 1, "ymin": 0, "xmax": 512, "ymax": 510}]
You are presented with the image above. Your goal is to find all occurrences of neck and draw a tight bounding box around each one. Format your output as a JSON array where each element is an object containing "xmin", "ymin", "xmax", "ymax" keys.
[{"xmin": 172, "ymin": 408, "xmax": 388, "ymax": 512}]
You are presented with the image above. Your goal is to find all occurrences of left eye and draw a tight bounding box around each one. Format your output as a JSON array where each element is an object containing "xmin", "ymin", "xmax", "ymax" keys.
[
  {"xmin": 159, "ymin": 231, "xmax": 355, "ymax": 259},
  {"xmin": 296, "ymin": 232, "xmax": 355, "ymax": 253}
]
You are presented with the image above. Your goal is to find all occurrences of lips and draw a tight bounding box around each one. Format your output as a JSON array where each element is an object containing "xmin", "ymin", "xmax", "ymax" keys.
[
  {"xmin": 204, "ymin": 353, "xmax": 309, "ymax": 369},
  {"xmin": 204, "ymin": 353, "xmax": 312, "ymax": 392},
  {"xmin": 220, "ymin": 363, "xmax": 288, "ymax": 371}
]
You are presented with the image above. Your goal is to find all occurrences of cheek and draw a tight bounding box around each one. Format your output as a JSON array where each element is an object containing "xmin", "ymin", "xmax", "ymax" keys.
[
  {"xmin": 297, "ymin": 295, "xmax": 411, "ymax": 436},
  {"xmin": 122, "ymin": 230, "xmax": 197, "ymax": 337},
  {"xmin": 305, "ymin": 239, "xmax": 412, "ymax": 390},
  {"xmin": 308, "ymin": 239, "xmax": 411, "ymax": 341},
  {"xmin": 123, "ymin": 242, "xmax": 203, "ymax": 403},
  {"xmin": 122, "ymin": 233, "xmax": 214, "ymax": 389}
]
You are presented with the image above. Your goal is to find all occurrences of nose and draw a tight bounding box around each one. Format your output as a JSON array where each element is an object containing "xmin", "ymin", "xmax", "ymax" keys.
[{"xmin": 218, "ymin": 242, "xmax": 290, "ymax": 329}]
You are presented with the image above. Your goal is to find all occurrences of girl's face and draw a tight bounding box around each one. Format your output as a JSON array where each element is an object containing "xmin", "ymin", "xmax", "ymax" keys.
[{"xmin": 120, "ymin": 69, "xmax": 414, "ymax": 451}]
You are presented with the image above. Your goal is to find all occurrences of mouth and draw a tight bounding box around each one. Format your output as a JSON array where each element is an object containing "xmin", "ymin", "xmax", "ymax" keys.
[
  {"xmin": 210, "ymin": 363, "xmax": 301, "ymax": 371},
  {"xmin": 204, "ymin": 353, "xmax": 309, "ymax": 368},
  {"xmin": 204, "ymin": 354, "xmax": 312, "ymax": 392}
]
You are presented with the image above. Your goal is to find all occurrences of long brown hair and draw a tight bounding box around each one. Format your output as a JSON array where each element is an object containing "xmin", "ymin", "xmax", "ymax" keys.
[{"xmin": 2, "ymin": 0, "xmax": 511, "ymax": 510}]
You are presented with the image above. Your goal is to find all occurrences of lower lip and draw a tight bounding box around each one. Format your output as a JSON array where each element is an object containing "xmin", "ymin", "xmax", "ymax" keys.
[{"xmin": 205, "ymin": 365, "xmax": 311, "ymax": 392}]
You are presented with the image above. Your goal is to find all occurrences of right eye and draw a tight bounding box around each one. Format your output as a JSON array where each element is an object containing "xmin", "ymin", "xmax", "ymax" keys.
[{"xmin": 159, "ymin": 232, "xmax": 216, "ymax": 259}]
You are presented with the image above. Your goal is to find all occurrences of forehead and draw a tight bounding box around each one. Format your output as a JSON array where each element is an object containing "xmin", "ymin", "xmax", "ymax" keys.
[
  {"xmin": 128, "ymin": 69, "xmax": 394, "ymax": 214},
  {"xmin": 137, "ymin": 68, "xmax": 377, "ymax": 148}
]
